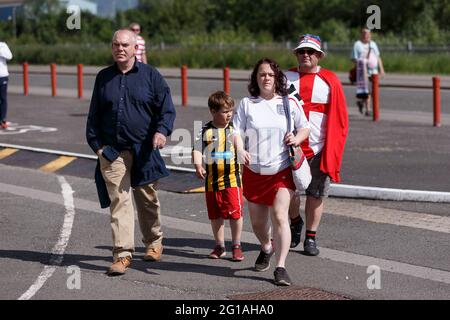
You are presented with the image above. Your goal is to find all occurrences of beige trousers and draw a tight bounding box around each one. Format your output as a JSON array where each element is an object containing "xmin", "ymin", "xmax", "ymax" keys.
[{"xmin": 99, "ymin": 150, "xmax": 163, "ymax": 259}]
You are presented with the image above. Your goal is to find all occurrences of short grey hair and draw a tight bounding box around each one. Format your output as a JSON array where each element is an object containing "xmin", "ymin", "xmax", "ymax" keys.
[{"xmin": 112, "ymin": 29, "xmax": 137, "ymax": 44}]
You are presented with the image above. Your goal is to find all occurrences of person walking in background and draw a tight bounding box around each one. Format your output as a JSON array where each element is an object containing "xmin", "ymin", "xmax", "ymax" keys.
[
  {"xmin": 0, "ymin": 40, "xmax": 12, "ymax": 129},
  {"xmin": 129, "ymin": 22, "xmax": 148, "ymax": 64},
  {"xmin": 233, "ymin": 58, "xmax": 310, "ymax": 286},
  {"xmin": 285, "ymin": 34, "xmax": 348, "ymax": 256},
  {"xmin": 351, "ymin": 27, "xmax": 385, "ymax": 116},
  {"xmin": 192, "ymin": 91, "xmax": 244, "ymax": 262},
  {"xmin": 86, "ymin": 29, "xmax": 176, "ymax": 276}
]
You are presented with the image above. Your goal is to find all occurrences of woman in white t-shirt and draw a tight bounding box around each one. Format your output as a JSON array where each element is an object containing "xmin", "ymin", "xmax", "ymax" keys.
[
  {"xmin": 233, "ymin": 58, "xmax": 310, "ymax": 286},
  {"xmin": 351, "ymin": 28, "xmax": 385, "ymax": 116}
]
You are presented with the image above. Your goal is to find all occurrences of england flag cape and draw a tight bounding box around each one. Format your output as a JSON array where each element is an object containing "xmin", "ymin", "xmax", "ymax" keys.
[{"xmin": 286, "ymin": 67, "xmax": 348, "ymax": 182}]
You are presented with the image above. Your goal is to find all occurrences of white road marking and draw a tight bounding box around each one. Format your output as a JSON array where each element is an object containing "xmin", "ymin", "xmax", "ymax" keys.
[
  {"xmin": 17, "ymin": 176, "xmax": 75, "ymax": 300},
  {"xmin": 0, "ymin": 123, "xmax": 57, "ymax": 135},
  {"xmin": 3, "ymin": 143, "xmax": 450, "ymax": 203},
  {"xmin": 160, "ymin": 145, "xmax": 193, "ymax": 159},
  {"xmin": 1, "ymin": 181, "xmax": 449, "ymax": 286}
]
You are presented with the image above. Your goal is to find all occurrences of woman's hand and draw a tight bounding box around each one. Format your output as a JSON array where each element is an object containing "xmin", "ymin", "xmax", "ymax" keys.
[
  {"xmin": 284, "ymin": 132, "xmax": 300, "ymax": 146},
  {"xmin": 285, "ymin": 128, "xmax": 310, "ymax": 147}
]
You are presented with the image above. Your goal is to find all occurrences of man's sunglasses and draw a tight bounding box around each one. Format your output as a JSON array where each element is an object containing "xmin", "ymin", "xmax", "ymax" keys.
[{"xmin": 295, "ymin": 49, "xmax": 317, "ymax": 55}]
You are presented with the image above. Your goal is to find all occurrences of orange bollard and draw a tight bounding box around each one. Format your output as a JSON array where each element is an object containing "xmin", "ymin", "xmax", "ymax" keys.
[
  {"xmin": 50, "ymin": 63, "xmax": 57, "ymax": 97},
  {"xmin": 433, "ymin": 76, "xmax": 441, "ymax": 127},
  {"xmin": 77, "ymin": 64, "xmax": 83, "ymax": 99},
  {"xmin": 223, "ymin": 67, "xmax": 230, "ymax": 94},
  {"xmin": 181, "ymin": 65, "xmax": 188, "ymax": 107},
  {"xmin": 372, "ymin": 74, "xmax": 379, "ymax": 121},
  {"xmin": 23, "ymin": 62, "xmax": 29, "ymax": 96}
]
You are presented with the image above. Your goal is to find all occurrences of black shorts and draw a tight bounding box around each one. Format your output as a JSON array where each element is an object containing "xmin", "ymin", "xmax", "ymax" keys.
[{"xmin": 305, "ymin": 153, "xmax": 331, "ymax": 198}]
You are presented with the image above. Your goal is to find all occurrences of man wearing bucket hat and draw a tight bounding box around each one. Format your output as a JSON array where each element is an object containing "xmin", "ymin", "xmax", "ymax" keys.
[{"xmin": 285, "ymin": 34, "xmax": 348, "ymax": 256}]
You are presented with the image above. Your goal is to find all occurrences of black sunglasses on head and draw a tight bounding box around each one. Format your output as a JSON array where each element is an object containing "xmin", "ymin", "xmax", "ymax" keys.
[{"xmin": 295, "ymin": 49, "xmax": 317, "ymax": 55}]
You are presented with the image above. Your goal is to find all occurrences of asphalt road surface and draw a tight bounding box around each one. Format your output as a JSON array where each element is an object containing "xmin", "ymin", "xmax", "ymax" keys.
[
  {"xmin": 1, "ymin": 94, "xmax": 450, "ymax": 192},
  {"xmin": 1, "ymin": 72, "xmax": 449, "ymax": 305},
  {"xmin": 1, "ymin": 164, "xmax": 449, "ymax": 302},
  {"xmin": 7, "ymin": 73, "xmax": 450, "ymax": 115}
]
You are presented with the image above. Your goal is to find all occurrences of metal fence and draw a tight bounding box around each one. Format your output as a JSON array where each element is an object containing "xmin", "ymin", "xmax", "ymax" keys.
[
  {"xmin": 10, "ymin": 42, "xmax": 450, "ymax": 54},
  {"xmin": 149, "ymin": 42, "xmax": 450, "ymax": 54}
]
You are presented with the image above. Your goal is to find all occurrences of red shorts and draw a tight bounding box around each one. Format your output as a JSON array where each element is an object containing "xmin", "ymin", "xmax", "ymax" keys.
[
  {"xmin": 205, "ymin": 187, "xmax": 244, "ymax": 220},
  {"xmin": 242, "ymin": 166, "xmax": 295, "ymax": 206}
]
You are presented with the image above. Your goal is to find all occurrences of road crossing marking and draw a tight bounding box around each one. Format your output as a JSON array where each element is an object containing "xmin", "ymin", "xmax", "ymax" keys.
[
  {"xmin": 185, "ymin": 186, "xmax": 205, "ymax": 193},
  {"xmin": 0, "ymin": 148, "xmax": 18, "ymax": 160},
  {"xmin": 39, "ymin": 156, "xmax": 77, "ymax": 173}
]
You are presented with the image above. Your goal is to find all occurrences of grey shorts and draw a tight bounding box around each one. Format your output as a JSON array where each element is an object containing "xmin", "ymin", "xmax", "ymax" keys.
[{"xmin": 305, "ymin": 153, "xmax": 330, "ymax": 198}]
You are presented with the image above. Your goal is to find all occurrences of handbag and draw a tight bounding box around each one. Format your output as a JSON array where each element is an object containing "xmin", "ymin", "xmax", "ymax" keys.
[
  {"xmin": 350, "ymin": 44, "xmax": 372, "ymax": 85},
  {"xmin": 282, "ymin": 96, "xmax": 312, "ymax": 190},
  {"xmin": 348, "ymin": 67, "xmax": 356, "ymax": 84}
]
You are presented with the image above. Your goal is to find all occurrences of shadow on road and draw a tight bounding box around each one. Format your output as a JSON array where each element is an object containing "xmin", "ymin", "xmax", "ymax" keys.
[{"xmin": 0, "ymin": 237, "xmax": 272, "ymax": 283}]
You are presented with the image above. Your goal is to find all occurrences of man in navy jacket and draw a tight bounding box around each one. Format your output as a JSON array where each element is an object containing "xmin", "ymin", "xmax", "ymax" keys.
[{"xmin": 86, "ymin": 29, "xmax": 176, "ymax": 276}]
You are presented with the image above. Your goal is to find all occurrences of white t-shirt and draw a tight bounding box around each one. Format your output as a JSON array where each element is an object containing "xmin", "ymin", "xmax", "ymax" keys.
[
  {"xmin": 233, "ymin": 95, "xmax": 310, "ymax": 175},
  {"xmin": 351, "ymin": 40, "xmax": 380, "ymax": 75},
  {"xmin": 0, "ymin": 42, "xmax": 12, "ymax": 77}
]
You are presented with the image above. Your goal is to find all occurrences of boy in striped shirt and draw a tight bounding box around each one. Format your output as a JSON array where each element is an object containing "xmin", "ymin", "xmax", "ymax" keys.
[{"xmin": 192, "ymin": 91, "xmax": 244, "ymax": 261}]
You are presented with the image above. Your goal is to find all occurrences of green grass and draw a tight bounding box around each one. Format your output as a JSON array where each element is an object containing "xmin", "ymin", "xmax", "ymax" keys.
[{"xmin": 9, "ymin": 44, "xmax": 450, "ymax": 75}]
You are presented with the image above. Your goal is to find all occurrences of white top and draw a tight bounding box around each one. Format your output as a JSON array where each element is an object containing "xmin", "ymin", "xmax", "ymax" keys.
[
  {"xmin": 0, "ymin": 42, "xmax": 12, "ymax": 77},
  {"xmin": 233, "ymin": 95, "xmax": 310, "ymax": 175},
  {"xmin": 135, "ymin": 35, "xmax": 146, "ymax": 62},
  {"xmin": 351, "ymin": 40, "xmax": 380, "ymax": 75}
]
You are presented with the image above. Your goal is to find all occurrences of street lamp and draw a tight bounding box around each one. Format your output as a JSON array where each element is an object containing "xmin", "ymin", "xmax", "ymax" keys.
[
  {"xmin": 12, "ymin": 6, "xmax": 16, "ymax": 38},
  {"xmin": 5, "ymin": 6, "xmax": 17, "ymax": 38}
]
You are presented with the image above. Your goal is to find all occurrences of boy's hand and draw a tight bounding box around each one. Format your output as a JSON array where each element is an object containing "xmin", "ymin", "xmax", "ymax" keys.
[
  {"xmin": 195, "ymin": 166, "xmax": 206, "ymax": 180},
  {"xmin": 237, "ymin": 150, "xmax": 251, "ymax": 166}
]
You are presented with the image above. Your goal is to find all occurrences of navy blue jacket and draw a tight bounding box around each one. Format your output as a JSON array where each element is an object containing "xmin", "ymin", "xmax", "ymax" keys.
[{"xmin": 86, "ymin": 60, "xmax": 176, "ymax": 208}]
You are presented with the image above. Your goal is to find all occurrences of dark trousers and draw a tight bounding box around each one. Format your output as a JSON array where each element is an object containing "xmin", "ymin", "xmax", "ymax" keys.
[{"xmin": 0, "ymin": 76, "xmax": 8, "ymax": 122}]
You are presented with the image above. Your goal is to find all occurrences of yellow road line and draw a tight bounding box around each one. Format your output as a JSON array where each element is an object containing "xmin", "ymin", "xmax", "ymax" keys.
[
  {"xmin": 0, "ymin": 148, "xmax": 18, "ymax": 160},
  {"xmin": 184, "ymin": 186, "xmax": 205, "ymax": 193},
  {"xmin": 39, "ymin": 156, "xmax": 77, "ymax": 173}
]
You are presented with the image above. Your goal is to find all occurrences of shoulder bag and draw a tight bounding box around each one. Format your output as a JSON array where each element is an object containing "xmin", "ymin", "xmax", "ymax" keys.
[{"xmin": 282, "ymin": 96, "xmax": 312, "ymax": 191}]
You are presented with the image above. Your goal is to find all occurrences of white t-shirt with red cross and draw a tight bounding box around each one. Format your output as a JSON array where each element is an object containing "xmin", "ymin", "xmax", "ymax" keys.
[{"xmin": 285, "ymin": 67, "xmax": 330, "ymax": 159}]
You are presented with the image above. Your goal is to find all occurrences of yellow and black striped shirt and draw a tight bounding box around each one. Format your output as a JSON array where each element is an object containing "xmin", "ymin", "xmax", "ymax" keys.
[{"xmin": 193, "ymin": 121, "xmax": 241, "ymax": 192}]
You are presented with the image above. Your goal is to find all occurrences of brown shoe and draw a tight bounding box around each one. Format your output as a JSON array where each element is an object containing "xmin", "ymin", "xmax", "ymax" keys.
[
  {"xmin": 107, "ymin": 256, "xmax": 131, "ymax": 276},
  {"xmin": 144, "ymin": 244, "xmax": 163, "ymax": 261}
]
